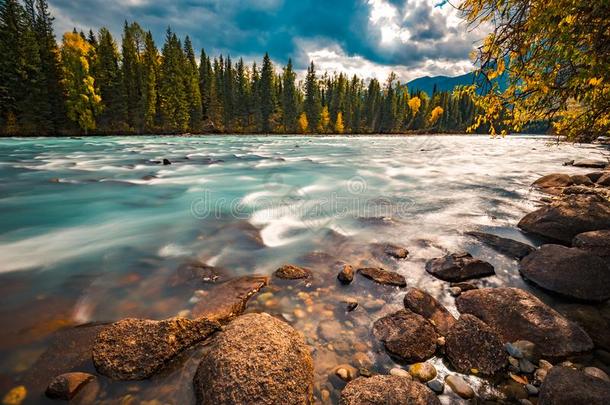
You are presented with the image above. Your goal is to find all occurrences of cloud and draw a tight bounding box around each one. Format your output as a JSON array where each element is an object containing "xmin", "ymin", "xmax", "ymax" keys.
[{"xmin": 49, "ymin": 0, "xmax": 488, "ymax": 80}]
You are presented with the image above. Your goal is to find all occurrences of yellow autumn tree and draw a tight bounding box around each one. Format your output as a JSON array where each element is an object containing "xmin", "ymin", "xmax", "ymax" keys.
[
  {"xmin": 318, "ymin": 106, "xmax": 330, "ymax": 133},
  {"xmin": 60, "ymin": 32, "xmax": 102, "ymax": 134},
  {"xmin": 408, "ymin": 97, "xmax": 421, "ymax": 115},
  {"xmin": 459, "ymin": 0, "xmax": 610, "ymax": 141},
  {"xmin": 298, "ymin": 112, "xmax": 309, "ymax": 134},
  {"xmin": 335, "ymin": 112, "xmax": 345, "ymax": 134},
  {"xmin": 428, "ymin": 106, "xmax": 444, "ymax": 126}
]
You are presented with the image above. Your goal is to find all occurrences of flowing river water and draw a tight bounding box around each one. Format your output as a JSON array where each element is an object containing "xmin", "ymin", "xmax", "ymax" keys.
[{"xmin": 0, "ymin": 135, "xmax": 608, "ymax": 404}]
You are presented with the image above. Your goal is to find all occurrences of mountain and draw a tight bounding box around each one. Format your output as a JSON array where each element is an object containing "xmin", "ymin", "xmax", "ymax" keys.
[{"xmin": 407, "ymin": 72, "xmax": 507, "ymax": 96}]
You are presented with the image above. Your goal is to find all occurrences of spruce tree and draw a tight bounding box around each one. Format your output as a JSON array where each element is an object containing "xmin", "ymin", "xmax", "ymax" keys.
[
  {"xmin": 260, "ymin": 53, "xmax": 275, "ymax": 133},
  {"xmin": 304, "ymin": 61, "xmax": 321, "ymax": 133},
  {"xmin": 94, "ymin": 27, "xmax": 126, "ymax": 131},
  {"xmin": 141, "ymin": 31, "xmax": 158, "ymax": 132},
  {"xmin": 183, "ymin": 36, "xmax": 202, "ymax": 131},
  {"xmin": 281, "ymin": 59, "xmax": 298, "ymax": 133},
  {"xmin": 158, "ymin": 28, "xmax": 189, "ymax": 132}
]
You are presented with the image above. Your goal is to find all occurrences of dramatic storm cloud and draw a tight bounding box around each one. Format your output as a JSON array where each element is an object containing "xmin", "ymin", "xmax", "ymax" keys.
[{"xmin": 49, "ymin": 0, "xmax": 486, "ymax": 81}]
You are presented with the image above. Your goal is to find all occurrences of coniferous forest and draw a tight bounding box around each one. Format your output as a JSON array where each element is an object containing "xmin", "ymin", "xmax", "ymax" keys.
[{"xmin": 0, "ymin": 0, "xmax": 481, "ymax": 136}]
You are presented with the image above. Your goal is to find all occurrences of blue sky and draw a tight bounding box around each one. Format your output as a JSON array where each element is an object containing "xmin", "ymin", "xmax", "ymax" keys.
[{"xmin": 49, "ymin": 0, "xmax": 486, "ymax": 82}]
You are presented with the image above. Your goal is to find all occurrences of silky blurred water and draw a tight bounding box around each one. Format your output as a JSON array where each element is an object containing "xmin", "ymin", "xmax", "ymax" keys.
[{"xmin": 0, "ymin": 135, "xmax": 607, "ymax": 404}]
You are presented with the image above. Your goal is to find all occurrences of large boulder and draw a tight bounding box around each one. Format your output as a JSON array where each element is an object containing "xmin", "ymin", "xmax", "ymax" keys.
[
  {"xmin": 340, "ymin": 375, "xmax": 441, "ymax": 405},
  {"xmin": 518, "ymin": 194, "xmax": 610, "ymax": 243},
  {"xmin": 456, "ymin": 288, "xmax": 593, "ymax": 359},
  {"xmin": 556, "ymin": 303, "xmax": 610, "ymax": 351},
  {"xmin": 93, "ymin": 318, "xmax": 220, "ymax": 380},
  {"xmin": 466, "ymin": 231, "xmax": 536, "ymax": 260},
  {"xmin": 192, "ymin": 275, "xmax": 268, "ymax": 322},
  {"xmin": 573, "ymin": 230, "xmax": 610, "ymax": 258},
  {"xmin": 538, "ymin": 366, "xmax": 610, "ymax": 405},
  {"xmin": 372, "ymin": 310, "xmax": 437, "ymax": 362},
  {"xmin": 425, "ymin": 252, "xmax": 495, "ymax": 282},
  {"xmin": 193, "ymin": 313, "xmax": 314, "ymax": 405},
  {"xmin": 520, "ymin": 245, "xmax": 610, "ymax": 302},
  {"xmin": 403, "ymin": 288, "xmax": 456, "ymax": 336},
  {"xmin": 358, "ymin": 267, "xmax": 407, "ymax": 287},
  {"xmin": 445, "ymin": 314, "xmax": 507, "ymax": 375}
]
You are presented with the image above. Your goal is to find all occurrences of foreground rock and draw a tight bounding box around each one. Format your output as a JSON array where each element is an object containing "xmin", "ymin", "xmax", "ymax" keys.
[
  {"xmin": 538, "ymin": 367, "xmax": 610, "ymax": 405},
  {"xmin": 403, "ymin": 288, "xmax": 456, "ymax": 336},
  {"xmin": 193, "ymin": 313, "xmax": 313, "ymax": 405},
  {"xmin": 93, "ymin": 318, "xmax": 220, "ymax": 380},
  {"xmin": 445, "ymin": 375, "xmax": 475, "ymax": 399},
  {"xmin": 340, "ymin": 375, "xmax": 441, "ymax": 405},
  {"xmin": 192, "ymin": 275, "xmax": 268, "ymax": 322},
  {"xmin": 371, "ymin": 243, "xmax": 409, "ymax": 260},
  {"xmin": 274, "ymin": 264, "xmax": 312, "ymax": 280},
  {"xmin": 520, "ymin": 245, "xmax": 610, "ymax": 302},
  {"xmin": 373, "ymin": 310, "xmax": 437, "ymax": 362},
  {"xmin": 337, "ymin": 264, "xmax": 355, "ymax": 284},
  {"xmin": 425, "ymin": 252, "xmax": 495, "ymax": 282},
  {"xmin": 533, "ymin": 173, "xmax": 573, "ymax": 190},
  {"xmin": 358, "ymin": 267, "xmax": 407, "ymax": 287},
  {"xmin": 456, "ymin": 288, "xmax": 593, "ymax": 359},
  {"xmin": 45, "ymin": 372, "xmax": 95, "ymax": 400},
  {"xmin": 573, "ymin": 230, "xmax": 610, "ymax": 258},
  {"xmin": 518, "ymin": 194, "xmax": 610, "ymax": 243},
  {"xmin": 445, "ymin": 314, "xmax": 507, "ymax": 375},
  {"xmin": 556, "ymin": 303, "xmax": 610, "ymax": 351},
  {"xmin": 466, "ymin": 231, "xmax": 536, "ymax": 260},
  {"xmin": 598, "ymin": 172, "xmax": 610, "ymax": 186},
  {"xmin": 572, "ymin": 159, "xmax": 608, "ymax": 169}
]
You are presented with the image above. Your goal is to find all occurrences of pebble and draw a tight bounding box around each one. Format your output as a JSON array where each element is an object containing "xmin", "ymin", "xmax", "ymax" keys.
[
  {"xmin": 408, "ymin": 362, "xmax": 437, "ymax": 382},
  {"xmin": 321, "ymin": 389, "xmax": 330, "ymax": 402},
  {"xmin": 2, "ymin": 386, "xmax": 27, "ymax": 405},
  {"xmin": 344, "ymin": 299, "xmax": 358, "ymax": 312},
  {"xmin": 538, "ymin": 359, "xmax": 553, "ymax": 371},
  {"xmin": 445, "ymin": 375, "xmax": 475, "ymax": 399},
  {"xmin": 293, "ymin": 308, "xmax": 307, "ymax": 319},
  {"xmin": 427, "ymin": 379, "xmax": 444, "ymax": 394},
  {"xmin": 505, "ymin": 342, "xmax": 524, "ymax": 359},
  {"xmin": 436, "ymin": 336, "xmax": 446, "ymax": 346},
  {"xmin": 333, "ymin": 364, "xmax": 358, "ymax": 382},
  {"xmin": 337, "ymin": 264, "xmax": 354, "ymax": 284},
  {"xmin": 525, "ymin": 384, "xmax": 539, "ymax": 396},
  {"xmin": 362, "ymin": 299, "xmax": 385, "ymax": 311},
  {"xmin": 583, "ymin": 366, "xmax": 610, "ymax": 382},
  {"xmin": 534, "ymin": 368, "xmax": 547, "ymax": 384},
  {"xmin": 519, "ymin": 358, "xmax": 536, "ymax": 374},
  {"xmin": 389, "ymin": 367, "xmax": 412, "ymax": 379},
  {"xmin": 509, "ymin": 356, "xmax": 520, "ymax": 369},
  {"xmin": 513, "ymin": 340, "xmax": 537, "ymax": 361},
  {"xmin": 45, "ymin": 372, "xmax": 95, "ymax": 400},
  {"xmin": 352, "ymin": 352, "xmax": 372, "ymax": 368},
  {"xmin": 449, "ymin": 287, "xmax": 462, "ymax": 297}
]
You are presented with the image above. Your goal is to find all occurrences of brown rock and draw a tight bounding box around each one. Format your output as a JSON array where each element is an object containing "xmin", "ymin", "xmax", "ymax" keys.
[
  {"xmin": 572, "ymin": 159, "xmax": 608, "ymax": 169},
  {"xmin": 93, "ymin": 318, "xmax": 220, "ymax": 380},
  {"xmin": 371, "ymin": 243, "xmax": 409, "ymax": 260},
  {"xmin": 340, "ymin": 375, "xmax": 441, "ymax": 405},
  {"xmin": 519, "ymin": 244, "xmax": 610, "ymax": 302},
  {"xmin": 518, "ymin": 194, "xmax": 610, "ymax": 243},
  {"xmin": 425, "ymin": 252, "xmax": 495, "ymax": 282},
  {"xmin": 176, "ymin": 260, "xmax": 226, "ymax": 283},
  {"xmin": 193, "ymin": 313, "xmax": 314, "ymax": 405},
  {"xmin": 598, "ymin": 173, "xmax": 610, "ymax": 186},
  {"xmin": 533, "ymin": 173, "xmax": 573, "ymax": 190},
  {"xmin": 573, "ymin": 230, "xmax": 610, "ymax": 258},
  {"xmin": 456, "ymin": 288, "xmax": 593, "ymax": 359},
  {"xmin": 45, "ymin": 372, "xmax": 95, "ymax": 400},
  {"xmin": 445, "ymin": 375, "xmax": 475, "ymax": 399},
  {"xmin": 274, "ymin": 264, "xmax": 312, "ymax": 280},
  {"xmin": 192, "ymin": 275, "xmax": 268, "ymax": 322},
  {"xmin": 571, "ymin": 174, "xmax": 595, "ymax": 186},
  {"xmin": 538, "ymin": 366, "xmax": 610, "ymax": 405},
  {"xmin": 372, "ymin": 310, "xmax": 437, "ymax": 362},
  {"xmin": 586, "ymin": 172, "xmax": 606, "ymax": 183},
  {"xmin": 338, "ymin": 264, "xmax": 355, "ymax": 284},
  {"xmin": 556, "ymin": 303, "xmax": 610, "ymax": 351},
  {"xmin": 466, "ymin": 231, "xmax": 536, "ymax": 260},
  {"xmin": 358, "ymin": 267, "xmax": 406, "ymax": 287},
  {"xmin": 445, "ymin": 314, "xmax": 507, "ymax": 375},
  {"xmin": 403, "ymin": 288, "xmax": 456, "ymax": 336}
]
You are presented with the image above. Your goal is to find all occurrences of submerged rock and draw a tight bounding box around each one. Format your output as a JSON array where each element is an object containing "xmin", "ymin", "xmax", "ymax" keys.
[
  {"xmin": 445, "ymin": 375, "xmax": 475, "ymax": 399},
  {"xmin": 45, "ymin": 372, "xmax": 95, "ymax": 400},
  {"xmin": 456, "ymin": 288, "xmax": 593, "ymax": 359},
  {"xmin": 538, "ymin": 367, "xmax": 610, "ymax": 405},
  {"xmin": 274, "ymin": 264, "xmax": 312, "ymax": 280},
  {"xmin": 573, "ymin": 230, "xmax": 610, "ymax": 258},
  {"xmin": 193, "ymin": 313, "xmax": 314, "ymax": 405},
  {"xmin": 520, "ymin": 244, "xmax": 610, "ymax": 302},
  {"xmin": 445, "ymin": 314, "xmax": 507, "ymax": 375},
  {"xmin": 176, "ymin": 260, "xmax": 226, "ymax": 283},
  {"xmin": 358, "ymin": 267, "xmax": 406, "ymax": 287},
  {"xmin": 409, "ymin": 363, "xmax": 437, "ymax": 382},
  {"xmin": 372, "ymin": 309, "xmax": 437, "ymax": 362},
  {"xmin": 518, "ymin": 194, "xmax": 610, "ymax": 243},
  {"xmin": 425, "ymin": 252, "xmax": 495, "ymax": 282},
  {"xmin": 192, "ymin": 275, "xmax": 268, "ymax": 322},
  {"xmin": 340, "ymin": 375, "xmax": 441, "ymax": 405},
  {"xmin": 337, "ymin": 264, "xmax": 355, "ymax": 284},
  {"xmin": 466, "ymin": 231, "xmax": 536, "ymax": 260},
  {"xmin": 371, "ymin": 243, "xmax": 409, "ymax": 260},
  {"xmin": 403, "ymin": 288, "xmax": 456, "ymax": 336},
  {"xmin": 93, "ymin": 317, "xmax": 220, "ymax": 380}
]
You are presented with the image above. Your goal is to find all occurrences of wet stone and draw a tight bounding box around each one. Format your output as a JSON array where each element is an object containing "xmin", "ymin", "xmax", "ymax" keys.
[
  {"xmin": 445, "ymin": 375, "xmax": 475, "ymax": 399},
  {"xmin": 466, "ymin": 231, "xmax": 536, "ymax": 260},
  {"xmin": 372, "ymin": 309, "xmax": 437, "ymax": 363},
  {"xmin": 274, "ymin": 264, "xmax": 312, "ymax": 280},
  {"xmin": 340, "ymin": 375, "xmax": 441, "ymax": 405},
  {"xmin": 408, "ymin": 363, "xmax": 437, "ymax": 382},
  {"xmin": 583, "ymin": 367, "xmax": 610, "ymax": 382},
  {"xmin": 573, "ymin": 230, "xmax": 610, "ymax": 258},
  {"xmin": 45, "ymin": 372, "xmax": 95, "ymax": 400},
  {"xmin": 538, "ymin": 366, "xmax": 610, "ymax": 405},
  {"xmin": 425, "ymin": 252, "xmax": 495, "ymax": 282},
  {"xmin": 427, "ymin": 380, "xmax": 444, "ymax": 394},
  {"xmin": 337, "ymin": 264, "xmax": 355, "ymax": 284},
  {"xmin": 403, "ymin": 288, "xmax": 456, "ymax": 336},
  {"xmin": 358, "ymin": 267, "xmax": 406, "ymax": 287},
  {"xmin": 371, "ymin": 243, "xmax": 409, "ymax": 260},
  {"xmin": 93, "ymin": 317, "xmax": 220, "ymax": 380}
]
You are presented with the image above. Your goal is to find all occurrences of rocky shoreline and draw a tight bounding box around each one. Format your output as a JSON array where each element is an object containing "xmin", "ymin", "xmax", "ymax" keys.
[{"xmin": 3, "ymin": 160, "xmax": 610, "ymax": 404}]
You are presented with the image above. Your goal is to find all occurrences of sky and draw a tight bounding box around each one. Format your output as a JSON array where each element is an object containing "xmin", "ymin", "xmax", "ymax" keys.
[{"xmin": 49, "ymin": 0, "xmax": 487, "ymax": 82}]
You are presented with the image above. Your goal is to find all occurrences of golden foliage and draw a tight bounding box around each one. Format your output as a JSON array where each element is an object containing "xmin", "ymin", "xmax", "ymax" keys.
[
  {"xmin": 429, "ymin": 106, "xmax": 444, "ymax": 125},
  {"xmin": 408, "ymin": 97, "xmax": 421, "ymax": 115},
  {"xmin": 318, "ymin": 106, "xmax": 330, "ymax": 133},
  {"xmin": 335, "ymin": 112, "xmax": 344, "ymax": 134},
  {"xmin": 298, "ymin": 112, "xmax": 309, "ymax": 134}
]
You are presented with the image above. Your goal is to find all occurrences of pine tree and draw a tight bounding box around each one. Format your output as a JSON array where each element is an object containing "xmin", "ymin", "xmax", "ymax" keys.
[
  {"xmin": 94, "ymin": 27, "xmax": 125, "ymax": 131},
  {"xmin": 281, "ymin": 59, "xmax": 298, "ymax": 133},
  {"xmin": 234, "ymin": 58, "xmax": 249, "ymax": 131},
  {"xmin": 122, "ymin": 22, "xmax": 144, "ymax": 131},
  {"xmin": 260, "ymin": 53, "xmax": 275, "ymax": 133},
  {"xmin": 141, "ymin": 31, "xmax": 158, "ymax": 131},
  {"xmin": 158, "ymin": 28, "xmax": 189, "ymax": 132},
  {"xmin": 304, "ymin": 61, "xmax": 321, "ymax": 133},
  {"xmin": 183, "ymin": 36, "xmax": 202, "ymax": 131},
  {"xmin": 198, "ymin": 49, "xmax": 212, "ymax": 121}
]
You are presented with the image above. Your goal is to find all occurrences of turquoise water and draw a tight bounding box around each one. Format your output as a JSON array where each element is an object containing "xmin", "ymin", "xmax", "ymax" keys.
[{"xmin": 0, "ymin": 135, "xmax": 607, "ymax": 403}]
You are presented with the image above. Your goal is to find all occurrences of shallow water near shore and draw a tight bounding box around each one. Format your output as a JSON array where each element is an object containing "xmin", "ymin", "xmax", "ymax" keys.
[{"xmin": 0, "ymin": 135, "xmax": 608, "ymax": 404}]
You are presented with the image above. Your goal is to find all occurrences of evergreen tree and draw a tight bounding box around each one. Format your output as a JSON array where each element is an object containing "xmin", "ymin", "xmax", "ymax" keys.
[
  {"xmin": 158, "ymin": 28, "xmax": 189, "ymax": 132},
  {"xmin": 260, "ymin": 53, "xmax": 274, "ymax": 133},
  {"xmin": 141, "ymin": 31, "xmax": 159, "ymax": 131},
  {"xmin": 183, "ymin": 36, "xmax": 202, "ymax": 131},
  {"xmin": 304, "ymin": 61, "xmax": 321, "ymax": 133},
  {"xmin": 122, "ymin": 22, "xmax": 144, "ymax": 130},
  {"xmin": 281, "ymin": 59, "xmax": 298, "ymax": 133},
  {"xmin": 94, "ymin": 27, "xmax": 125, "ymax": 131}
]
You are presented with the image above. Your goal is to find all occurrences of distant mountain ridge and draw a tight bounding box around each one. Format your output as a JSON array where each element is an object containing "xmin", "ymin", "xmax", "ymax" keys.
[{"xmin": 407, "ymin": 71, "xmax": 507, "ymax": 95}]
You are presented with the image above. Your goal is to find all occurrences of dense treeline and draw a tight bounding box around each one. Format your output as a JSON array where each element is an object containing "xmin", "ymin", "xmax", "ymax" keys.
[{"xmin": 0, "ymin": 0, "xmax": 481, "ymax": 136}]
